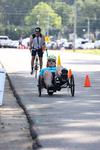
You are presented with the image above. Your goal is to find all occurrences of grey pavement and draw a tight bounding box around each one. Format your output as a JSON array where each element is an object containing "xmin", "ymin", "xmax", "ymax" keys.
[
  {"xmin": 7, "ymin": 70, "xmax": 100, "ymax": 150},
  {"xmin": 0, "ymin": 49, "xmax": 100, "ymax": 150},
  {"xmin": 0, "ymin": 75, "xmax": 33, "ymax": 150}
]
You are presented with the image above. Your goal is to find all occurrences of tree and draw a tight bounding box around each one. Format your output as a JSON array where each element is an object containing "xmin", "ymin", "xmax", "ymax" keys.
[
  {"xmin": 24, "ymin": 2, "xmax": 62, "ymax": 34},
  {"xmin": 76, "ymin": 0, "xmax": 100, "ymax": 37},
  {"xmin": 50, "ymin": 0, "xmax": 74, "ymax": 37},
  {"xmin": 0, "ymin": 0, "xmax": 32, "ymax": 25}
]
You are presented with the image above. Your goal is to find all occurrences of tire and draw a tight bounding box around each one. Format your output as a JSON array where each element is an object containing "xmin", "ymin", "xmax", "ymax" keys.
[
  {"xmin": 34, "ymin": 55, "xmax": 39, "ymax": 78},
  {"xmin": 34, "ymin": 64, "xmax": 38, "ymax": 78},
  {"xmin": 69, "ymin": 75, "xmax": 75, "ymax": 97},
  {"xmin": 35, "ymin": 70, "xmax": 37, "ymax": 78},
  {"xmin": 38, "ymin": 77, "xmax": 42, "ymax": 97},
  {"xmin": 47, "ymin": 87, "xmax": 54, "ymax": 96},
  {"xmin": 48, "ymin": 92, "xmax": 53, "ymax": 96}
]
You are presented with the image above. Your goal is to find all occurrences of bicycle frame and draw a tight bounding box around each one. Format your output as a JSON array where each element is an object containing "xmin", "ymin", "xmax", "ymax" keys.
[
  {"xmin": 34, "ymin": 49, "xmax": 48, "ymax": 78},
  {"xmin": 34, "ymin": 53, "xmax": 39, "ymax": 78}
]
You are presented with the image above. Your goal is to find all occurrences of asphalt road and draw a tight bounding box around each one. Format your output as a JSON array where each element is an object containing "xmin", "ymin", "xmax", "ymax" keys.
[{"xmin": 0, "ymin": 48, "xmax": 100, "ymax": 150}]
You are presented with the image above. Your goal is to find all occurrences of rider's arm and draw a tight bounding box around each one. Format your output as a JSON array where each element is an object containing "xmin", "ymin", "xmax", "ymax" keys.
[
  {"xmin": 39, "ymin": 68, "xmax": 46, "ymax": 76},
  {"xmin": 56, "ymin": 66, "xmax": 64, "ymax": 75}
]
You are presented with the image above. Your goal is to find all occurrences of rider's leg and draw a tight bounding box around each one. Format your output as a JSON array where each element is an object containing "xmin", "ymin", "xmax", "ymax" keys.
[
  {"xmin": 31, "ymin": 56, "xmax": 35, "ymax": 74},
  {"xmin": 38, "ymin": 49, "xmax": 43, "ymax": 70},
  {"xmin": 31, "ymin": 50, "xmax": 36, "ymax": 74},
  {"xmin": 43, "ymin": 71, "xmax": 53, "ymax": 88},
  {"xmin": 39, "ymin": 57, "xmax": 43, "ymax": 69}
]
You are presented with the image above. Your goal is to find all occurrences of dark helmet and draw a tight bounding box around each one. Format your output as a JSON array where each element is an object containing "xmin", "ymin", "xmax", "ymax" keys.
[{"xmin": 35, "ymin": 27, "xmax": 41, "ymax": 32}]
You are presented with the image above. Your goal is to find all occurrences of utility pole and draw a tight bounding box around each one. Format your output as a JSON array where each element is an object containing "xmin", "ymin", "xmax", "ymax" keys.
[
  {"xmin": 37, "ymin": 15, "xmax": 40, "ymax": 26},
  {"xmin": 73, "ymin": 0, "xmax": 77, "ymax": 52},
  {"xmin": 47, "ymin": 15, "xmax": 49, "ymax": 36},
  {"xmin": 87, "ymin": 17, "xmax": 90, "ymax": 41}
]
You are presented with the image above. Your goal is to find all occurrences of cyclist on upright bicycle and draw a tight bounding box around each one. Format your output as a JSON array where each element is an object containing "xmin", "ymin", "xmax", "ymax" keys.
[{"xmin": 29, "ymin": 27, "xmax": 46, "ymax": 74}]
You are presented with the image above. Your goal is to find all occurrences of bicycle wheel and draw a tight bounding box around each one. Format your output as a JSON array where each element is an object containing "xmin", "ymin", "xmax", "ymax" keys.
[
  {"xmin": 34, "ymin": 56, "xmax": 38, "ymax": 78},
  {"xmin": 34, "ymin": 65, "xmax": 38, "ymax": 78},
  {"xmin": 69, "ymin": 75, "xmax": 75, "ymax": 97},
  {"xmin": 38, "ymin": 76, "xmax": 42, "ymax": 97}
]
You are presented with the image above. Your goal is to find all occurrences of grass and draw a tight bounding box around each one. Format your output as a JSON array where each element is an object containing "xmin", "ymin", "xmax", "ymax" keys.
[{"xmin": 64, "ymin": 49, "xmax": 100, "ymax": 55}]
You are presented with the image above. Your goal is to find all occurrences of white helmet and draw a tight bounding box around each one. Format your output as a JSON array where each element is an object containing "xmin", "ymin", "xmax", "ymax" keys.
[{"xmin": 47, "ymin": 55, "xmax": 56, "ymax": 61}]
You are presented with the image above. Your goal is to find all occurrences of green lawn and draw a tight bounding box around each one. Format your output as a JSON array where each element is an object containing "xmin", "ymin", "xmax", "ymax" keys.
[{"xmin": 65, "ymin": 49, "xmax": 100, "ymax": 55}]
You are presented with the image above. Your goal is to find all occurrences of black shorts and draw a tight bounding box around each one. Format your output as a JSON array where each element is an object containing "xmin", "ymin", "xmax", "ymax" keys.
[{"xmin": 31, "ymin": 49, "xmax": 43, "ymax": 57}]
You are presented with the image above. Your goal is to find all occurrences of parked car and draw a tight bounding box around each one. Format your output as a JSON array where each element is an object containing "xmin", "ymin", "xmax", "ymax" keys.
[
  {"xmin": 81, "ymin": 42, "xmax": 95, "ymax": 49},
  {"xmin": 0, "ymin": 35, "xmax": 12, "ymax": 48},
  {"xmin": 94, "ymin": 40, "xmax": 100, "ymax": 49},
  {"xmin": 62, "ymin": 42, "xmax": 73, "ymax": 49},
  {"xmin": 22, "ymin": 37, "xmax": 30, "ymax": 48},
  {"xmin": 0, "ymin": 35, "xmax": 8, "ymax": 47},
  {"xmin": 46, "ymin": 41, "xmax": 58, "ymax": 50},
  {"xmin": 10, "ymin": 40, "xmax": 19, "ymax": 48}
]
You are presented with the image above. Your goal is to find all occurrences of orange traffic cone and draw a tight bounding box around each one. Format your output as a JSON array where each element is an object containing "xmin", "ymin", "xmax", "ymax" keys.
[
  {"xmin": 68, "ymin": 69, "xmax": 72, "ymax": 78},
  {"xmin": 84, "ymin": 75, "xmax": 91, "ymax": 87}
]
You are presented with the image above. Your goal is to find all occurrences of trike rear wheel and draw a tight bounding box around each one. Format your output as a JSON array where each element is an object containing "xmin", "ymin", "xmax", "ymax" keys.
[{"xmin": 69, "ymin": 75, "xmax": 75, "ymax": 97}]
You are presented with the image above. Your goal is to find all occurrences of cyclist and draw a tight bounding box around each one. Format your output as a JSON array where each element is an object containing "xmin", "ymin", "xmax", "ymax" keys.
[
  {"xmin": 29, "ymin": 27, "xmax": 46, "ymax": 74},
  {"xmin": 39, "ymin": 55, "xmax": 68, "ymax": 88}
]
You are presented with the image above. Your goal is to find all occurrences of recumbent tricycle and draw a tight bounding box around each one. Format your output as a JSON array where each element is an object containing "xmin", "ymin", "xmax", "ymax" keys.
[{"xmin": 38, "ymin": 68, "xmax": 75, "ymax": 97}]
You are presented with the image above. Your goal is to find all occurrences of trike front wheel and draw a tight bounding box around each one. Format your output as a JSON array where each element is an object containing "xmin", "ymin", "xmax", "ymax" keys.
[{"xmin": 38, "ymin": 77, "xmax": 42, "ymax": 97}]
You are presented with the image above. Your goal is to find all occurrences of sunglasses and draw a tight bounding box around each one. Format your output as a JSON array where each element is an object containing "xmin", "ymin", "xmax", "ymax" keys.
[{"xmin": 48, "ymin": 59, "xmax": 56, "ymax": 63}]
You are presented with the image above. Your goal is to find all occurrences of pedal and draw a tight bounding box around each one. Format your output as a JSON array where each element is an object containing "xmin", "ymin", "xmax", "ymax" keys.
[{"xmin": 34, "ymin": 65, "xmax": 38, "ymax": 70}]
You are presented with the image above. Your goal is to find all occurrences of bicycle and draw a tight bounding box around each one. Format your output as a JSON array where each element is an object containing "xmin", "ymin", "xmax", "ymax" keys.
[{"xmin": 34, "ymin": 49, "xmax": 48, "ymax": 78}]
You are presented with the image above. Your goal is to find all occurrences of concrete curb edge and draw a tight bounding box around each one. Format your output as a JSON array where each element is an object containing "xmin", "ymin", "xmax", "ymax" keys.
[{"xmin": 6, "ymin": 73, "xmax": 42, "ymax": 149}]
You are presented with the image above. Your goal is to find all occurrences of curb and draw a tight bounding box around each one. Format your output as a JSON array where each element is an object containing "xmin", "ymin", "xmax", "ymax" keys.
[
  {"xmin": 6, "ymin": 74, "xmax": 42, "ymax": 149},
  {"xmin": 0, "ymin": 60, "xmax": 42, "ymax": 150}
]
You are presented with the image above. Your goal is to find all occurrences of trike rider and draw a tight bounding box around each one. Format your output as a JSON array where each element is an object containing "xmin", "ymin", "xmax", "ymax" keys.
[
  {"xmin": 39, "ymin": 55, "xmax": 68, "ymax": 88},
  {"xmin": 29, "ymin": 27, "xmax": 46, "ymax": 74}
]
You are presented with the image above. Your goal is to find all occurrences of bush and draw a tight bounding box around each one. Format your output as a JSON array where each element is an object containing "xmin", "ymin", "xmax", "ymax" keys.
[{"xmin": 0, "ymin": 24, "xmax": 32, "ymax": 40}]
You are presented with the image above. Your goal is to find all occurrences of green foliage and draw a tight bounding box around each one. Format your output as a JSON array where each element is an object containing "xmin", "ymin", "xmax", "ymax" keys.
[
  {"xmin": 0, "ymin": 0, "xmax": 100, "ymax": 39},
  {"xmin": 50, "ymin": 0, "xmax": 74, "ymax": 37},
  {"xmin": 0, "ymin": 24, "xmax": 6, "ymax": 35},
  {"xmin": 76, "ymin": 0, "xmax": 100, "ymax": 36},
  {"xmin": 24, "ymin": 2, "xmax": 61, "ymax": 34},
  {"xmin": 0, "ymin": 24, "xmax": 31, "ymax": 40},
  {"xmin": 0, "ymin": 0, "xmax": 32, "ymax": 25},
  {"xmin": 53, "ymin": 1, "xmax": 73, "ymax": 26}
]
